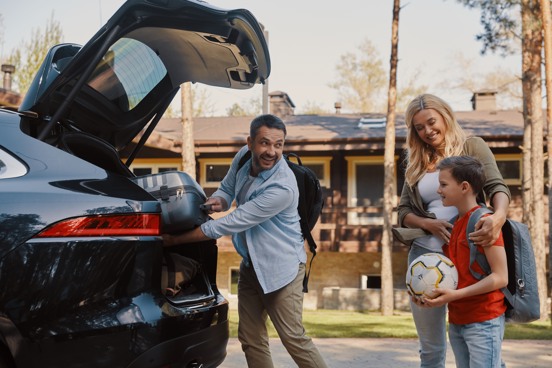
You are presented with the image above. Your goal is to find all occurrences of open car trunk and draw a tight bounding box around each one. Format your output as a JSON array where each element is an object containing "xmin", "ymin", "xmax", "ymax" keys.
[
  {"xmin": 131, "ymin": 171, "xmax": 220, "ymax": 307},
  {"xmin": 162, "ymin": 240, "xmax": 219, "ymax": 308}
]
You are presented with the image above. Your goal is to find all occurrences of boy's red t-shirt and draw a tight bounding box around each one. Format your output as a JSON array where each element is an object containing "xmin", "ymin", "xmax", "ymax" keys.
[{"xmin": 443, "ymin": 206, "xmax": 507, "ymax": 325}]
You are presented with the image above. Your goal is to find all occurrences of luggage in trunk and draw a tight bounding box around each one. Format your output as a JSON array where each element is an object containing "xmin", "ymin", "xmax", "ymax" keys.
[
  {"xmin": 162, "ymin": 242, "xmax": 218, "ymax": 308},
  {"xmin": 132, "ymin": 171, "xmax": 210, "ymax": 234}
]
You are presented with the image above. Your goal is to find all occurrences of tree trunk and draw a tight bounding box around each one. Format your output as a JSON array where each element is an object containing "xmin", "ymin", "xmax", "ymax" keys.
[
  {"xmin": 381, "ymin": 0, "xmax": 401, "ymax": 316},
  {"xmin": 521, "ymin": 0, "xmax": 547, "ymax": 320},
  {"xmin": 181, "ymin": 82, "xmax": 196, "ymax": 179},
  {"xmin": 540, "ymin": 0, "xmax": 552, "ymax": 323}
]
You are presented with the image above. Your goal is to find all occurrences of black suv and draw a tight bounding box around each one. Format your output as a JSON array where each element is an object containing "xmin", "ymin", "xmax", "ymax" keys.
[{"xmin": 0, "ymin": 0, "xmax": 270, "ymax": 367}]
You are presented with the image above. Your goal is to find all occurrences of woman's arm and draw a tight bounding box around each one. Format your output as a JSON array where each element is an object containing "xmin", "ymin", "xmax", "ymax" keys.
[
  {"xmin": 465, "ymin": 137, "xmax": 511, "ymax": 246},
  {"xmin": 403, "ymin": 213, "xmax": 453, "ymax": 244}
]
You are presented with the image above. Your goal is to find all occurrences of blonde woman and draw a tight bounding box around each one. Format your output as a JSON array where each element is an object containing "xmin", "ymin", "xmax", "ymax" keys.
[{"xmin": 397, "ymin": 94, "xmax": 510, "ymax": 367}]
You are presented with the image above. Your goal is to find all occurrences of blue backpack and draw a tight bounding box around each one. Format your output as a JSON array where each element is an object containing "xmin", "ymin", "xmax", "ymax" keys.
[{"xmin": 466, "ymin": 207, "xmax": 540, "ymax": 323}]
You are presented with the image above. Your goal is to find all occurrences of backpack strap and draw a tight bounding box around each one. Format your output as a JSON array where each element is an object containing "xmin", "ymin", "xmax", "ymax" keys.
[
  {"xmin": 299, "ymin": 205, "xmax": 317, "ymax": 293},
  {"xmin": 237, "ymin": 150, "xmax": 252, "ymax": 171},
  {"xmin": 466, "ymin": 206, "xmax": 493, "ymax": 280},
  {"xmin": 467, "ymin": 207, "xmax": 520, "ymax": 309},
  {"xmin": 286, "ymin": 152, "xmax": 317, "ymax": 292}
]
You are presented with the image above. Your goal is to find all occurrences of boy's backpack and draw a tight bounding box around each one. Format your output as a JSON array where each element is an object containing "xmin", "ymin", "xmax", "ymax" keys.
[
  {"xmin": 466, "ymin": 207, "xmax": 540, "ymax": 323},
  {"xmin": 238, "ymin": 151, "xmax": 323, "ymax": 292}
]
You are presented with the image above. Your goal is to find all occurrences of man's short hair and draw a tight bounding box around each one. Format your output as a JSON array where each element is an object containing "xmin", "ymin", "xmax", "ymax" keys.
[
  {"xmin": 437, "ymin": 156, "xmax": 486, "ymax": 195},
  {"xmin": 250, "ymin": 114, "xmax": 287, "ymax": 139}
]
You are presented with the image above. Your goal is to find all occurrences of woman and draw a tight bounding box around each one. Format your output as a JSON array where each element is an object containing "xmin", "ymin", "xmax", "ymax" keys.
[{"xmin": 397, "ymin": 94, "xmax": 510, "ymax": 367}]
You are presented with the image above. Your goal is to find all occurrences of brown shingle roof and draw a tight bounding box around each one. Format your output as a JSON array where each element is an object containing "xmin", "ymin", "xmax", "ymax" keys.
[{"xmin": 142, "ymin": 109, "xmax": 525, "ymax": 154}]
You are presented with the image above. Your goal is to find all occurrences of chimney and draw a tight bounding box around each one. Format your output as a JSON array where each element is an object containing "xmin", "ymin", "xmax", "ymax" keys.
[
  {"xmin": 471, "ymin": 90, "xmax": 497, "ymax": 111},
  {"xmin": 1, "ymin": 64, "xmax": 15, "ymax": 91},
  {"xmin": 269, "ymin": 91, "xmax": 295, "ymax": 119}
]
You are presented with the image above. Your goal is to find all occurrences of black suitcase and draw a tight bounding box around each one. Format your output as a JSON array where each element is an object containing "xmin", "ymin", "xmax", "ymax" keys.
[{"xmin": 132, "ymin": 171, "xmax": 210, "ymax": 234}]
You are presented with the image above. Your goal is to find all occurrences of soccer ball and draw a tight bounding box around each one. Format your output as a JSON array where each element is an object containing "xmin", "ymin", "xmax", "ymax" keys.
[{"xmin": 406, "ymin": 253, "xmax": 458, "ymax": 299}]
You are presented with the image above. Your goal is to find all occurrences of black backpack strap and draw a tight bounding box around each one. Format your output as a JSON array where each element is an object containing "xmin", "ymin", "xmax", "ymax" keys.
[
  {"xmin": 286, "ymin": 152, "xmax": 302, "ymax": 165},
  {"xmin": 237, "ymin": 150, "xmax": 252, "ymax": 171},
  {"xmin": 291, "ymin": 155, "xmax": 318, "ymax": 292},
  {"xmin": 466, "ymin": 207, "xmax": 493, "ymax": 280},
  {"xmin": 302, "ymin": 225, "xmax": 317, "ymax": 293}
]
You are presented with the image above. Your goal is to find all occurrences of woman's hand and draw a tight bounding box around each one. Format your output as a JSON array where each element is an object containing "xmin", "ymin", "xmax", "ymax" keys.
[
  {"xmin": 470, "ymin": 192, "xmax": 509, "ymax": 247},
  {"xmin": 469, "ymin": 211, "xmax": 506, "ymax": 247},
  {"xmin": 422, "ymin": 218, "xmax": 453, "ymax": 243}
]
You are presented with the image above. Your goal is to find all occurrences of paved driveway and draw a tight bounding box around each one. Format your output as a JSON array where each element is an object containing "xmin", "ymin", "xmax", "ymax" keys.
[{"xmin": 221, "ymin": 338, "xmax": 552, "ymax": 367}]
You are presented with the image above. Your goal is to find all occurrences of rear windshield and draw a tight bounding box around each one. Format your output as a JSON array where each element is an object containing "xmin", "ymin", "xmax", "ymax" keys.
[{"xmin": 87, "ymin": 38, "xmax": 167, "ymax": 112}]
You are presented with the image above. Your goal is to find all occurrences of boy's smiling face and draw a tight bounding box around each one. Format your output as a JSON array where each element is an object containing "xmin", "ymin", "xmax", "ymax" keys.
[{"xmin": 437, "ymin": 168, "xmax": 464, "ymax": 207}]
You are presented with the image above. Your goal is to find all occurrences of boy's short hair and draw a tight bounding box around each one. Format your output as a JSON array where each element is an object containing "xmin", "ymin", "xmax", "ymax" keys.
[{"xmin": 437, "ymin": 156, "xmax": 486, "ymax": 195}]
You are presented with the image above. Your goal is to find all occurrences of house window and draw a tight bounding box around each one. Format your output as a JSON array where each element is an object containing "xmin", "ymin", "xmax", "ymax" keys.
[
  {"xmin": 199, "ymin": 158, "xmax": 232, "ymax": 188},
  {"xmin": 495, "ymin": 154, "xmax": 522, "ymax": 185},
  {"xmin": 360, "ymin": 274, "xmax": 382, "ymax": 289},
  {"xmin": 346, "ymin": 156, "xmax": 397, "ymax": 225},
  {"xmin": 128, "ymin": 158, "xmax": 181, "ymax": 176},
  {"xmin": 288, "ymin": 156, "xmax": 332, "ymax": 188},
  {"xmin": 229, "ymin": 267, "xmax": 240, "ymax": 295}
]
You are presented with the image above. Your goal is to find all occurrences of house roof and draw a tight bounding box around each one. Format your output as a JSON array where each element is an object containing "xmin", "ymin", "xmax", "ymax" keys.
[
  {"xmin": 0, "ymin": 88, "xmax": 22, "ymax": 109},
  {"xmin": 138, "ymin": 109, "xmax": 525, "ymax": 154}
]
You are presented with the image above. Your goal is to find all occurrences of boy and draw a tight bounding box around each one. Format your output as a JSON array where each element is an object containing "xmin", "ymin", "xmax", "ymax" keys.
[{"xmin": 423, "ymin": 155, "xmax": 508, "ymax": 368}]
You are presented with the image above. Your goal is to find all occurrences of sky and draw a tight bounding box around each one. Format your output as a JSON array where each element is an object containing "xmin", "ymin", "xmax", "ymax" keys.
[{"xmin": 0, "ymin": 0, "xmax": 521, "ymax": 116}]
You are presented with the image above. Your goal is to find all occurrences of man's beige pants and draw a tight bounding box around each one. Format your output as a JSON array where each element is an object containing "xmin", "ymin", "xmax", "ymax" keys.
[{"xmin": 237, "ymin": 262, "xmax": 328, "ymax": 368}]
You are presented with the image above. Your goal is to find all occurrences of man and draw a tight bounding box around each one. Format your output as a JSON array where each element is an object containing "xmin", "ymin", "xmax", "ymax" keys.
[{"xmin": 163, "ymin": 114, "xmax": 328, "ymax": 368}]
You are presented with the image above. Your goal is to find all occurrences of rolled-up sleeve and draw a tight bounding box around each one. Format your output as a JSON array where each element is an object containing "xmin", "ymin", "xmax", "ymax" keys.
[
  {"xmin": 464, "ymin": 137, "xmax": 511, "ymax": 202},
  {"xmin": 201, "ymin": 183, "xmax": 294, "ymax": 239}
]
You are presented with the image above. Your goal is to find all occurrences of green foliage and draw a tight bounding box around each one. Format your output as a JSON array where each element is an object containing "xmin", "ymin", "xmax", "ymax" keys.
[
  {"xmin": 226, "ymin": 97, "xmax": 261, "ymax": 116},
  {"xmin": 191, "ymin": 85, "xmax": 216, "ymax": 117},
  {"xmin": 298, "ymin": 100, "xmax": 331, "ymax": 115},
  {"xmin": 7, "ymin": 12, "xmax": 63, "ymax": 94},
  {"xmin": 228, "ymin": 309, "xmax": 552, "ymax": 339},
  {"xmin": 329, "ymin": 38, "xmax": 428, "ymax": 113},
  {"xmin": 457, "ymin": 0, "xmax": 521, "ymax": 56},
  {"xmin": 329, "ymin": 39, "xmax": 386, "ymax": 113},
  {"xmin": 165, "ymin": 84, "xmax": 216, "ymax": 118}
]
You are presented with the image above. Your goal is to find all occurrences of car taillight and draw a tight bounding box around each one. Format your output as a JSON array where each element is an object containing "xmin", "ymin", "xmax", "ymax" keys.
[{"xmin": 36, "ymin": 214, "xmax": 161, "ymax": 237}]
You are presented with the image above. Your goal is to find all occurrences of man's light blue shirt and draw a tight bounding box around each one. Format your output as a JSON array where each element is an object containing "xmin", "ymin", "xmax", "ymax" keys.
[{"xmin": 201, "ymin": 145, "xmax": 305, "ymax": 294}]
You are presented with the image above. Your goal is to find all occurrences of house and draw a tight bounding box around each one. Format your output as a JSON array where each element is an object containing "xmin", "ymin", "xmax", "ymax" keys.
[
  {"xmin": 123, "ymin": 91, "xmax": 529, "ymax": 310},
  {"xmin": 0, "ymin": 64, "xmax": 22, "ymax": 109}
]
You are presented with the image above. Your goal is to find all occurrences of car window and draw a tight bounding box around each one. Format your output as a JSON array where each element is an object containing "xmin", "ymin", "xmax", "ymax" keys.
[
  {"xmin": 87, "ymin": 38, "xmax": 167, "ymax": 112},
  {"xmin": 0, "ymin": 147, "xmax": 27, "ymax": 179}
]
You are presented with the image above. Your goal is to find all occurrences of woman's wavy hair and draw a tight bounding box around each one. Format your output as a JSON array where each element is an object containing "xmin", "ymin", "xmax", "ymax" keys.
[{"xmin": 404, "ymin": 94, "xmax": 466, "ymax": 186}]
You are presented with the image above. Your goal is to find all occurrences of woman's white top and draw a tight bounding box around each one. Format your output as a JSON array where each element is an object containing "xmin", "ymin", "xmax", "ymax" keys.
[{"xmin": 412, "ymin": 170, "xmax": 458, "ymax": 252}]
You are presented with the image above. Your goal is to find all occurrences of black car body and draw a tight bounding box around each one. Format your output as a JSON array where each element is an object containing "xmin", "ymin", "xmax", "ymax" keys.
[{"xmin": 0, "ymin": 0, "xmax": 270, "ymax": 367}]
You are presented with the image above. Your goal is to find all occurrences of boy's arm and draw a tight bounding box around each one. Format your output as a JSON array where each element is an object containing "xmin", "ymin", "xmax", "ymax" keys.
[
  {"xmin": 423, "ymin": 245, "xmax": 508, "ymax": 307},
  {"xmin": 453, "ymin": 245, "xmax": 508, "ymax": 299}
]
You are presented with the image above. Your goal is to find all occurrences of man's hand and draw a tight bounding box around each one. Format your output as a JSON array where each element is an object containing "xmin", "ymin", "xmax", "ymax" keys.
[
  {"xmin": 162, "ymin": 234, "xmax": 178, "ymax": 247},
  {"xmin": 201, "ymin": 196, "xmax": 227, "ymax": 214}
]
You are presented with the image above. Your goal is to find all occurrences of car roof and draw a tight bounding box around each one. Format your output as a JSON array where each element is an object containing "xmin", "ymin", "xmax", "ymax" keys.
[{"xmin": 19, "ymin": 0, "xmax": 270, "ymax": 149}]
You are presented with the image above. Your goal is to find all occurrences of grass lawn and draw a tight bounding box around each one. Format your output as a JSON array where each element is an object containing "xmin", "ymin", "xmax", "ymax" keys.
[{"xmin": 228, "ymin": 309, "xmax": 552, "ymax": 340}]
